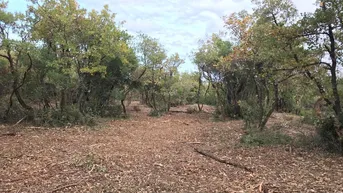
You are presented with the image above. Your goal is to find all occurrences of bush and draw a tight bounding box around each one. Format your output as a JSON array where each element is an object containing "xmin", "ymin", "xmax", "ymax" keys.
[
  {"xmin": 241, "ymin": 130, "xmax": 293, "ymax": 146},
  {"xmin": 133, "ymin": 105, "xmax": 141, "ymax": 112},
  {"xmin": 300, "ymin": 110, "xmax": 318, "ymax": 125},
  {"xmin": 35, "ymin": 106, "xmax": 96, "ymax": 127},
  {"xmin": 293, "ymin": 132, "xmax": 321, "ymax": 150},
  {"xmin": 148, "ymin": 109, "xmax": 162, "ymax": 117},
  {"xmin": 316, "ymin": 116, "xmax": 343, "ymax": 153},
  {"xmin": 0, "ymin": 102, "xmax": 27, "ymax": 123},
  {"xmin": 240, "ymin": 100, "xmax": 263, "ymax": 129},
  {"xmin": 211, "ymin": 108, "xmax": 225, "ymax": 122},
  {"xmin": 99, "ymin": 105, "xmax": 122, "ymax": 118}
]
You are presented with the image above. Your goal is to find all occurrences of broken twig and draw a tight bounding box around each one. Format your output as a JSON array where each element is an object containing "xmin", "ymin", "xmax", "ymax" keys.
[
  {"xmin": 0, "ymin": 132, "xmax": 16, "ymax": 137},
  {"xmin": 194, "ymin": 148, "xmax": 253, "ymax": 173},
  {"xmin": 13, "ymin": 116, "xmax": 27, "ymax": 126},
  {"xmin": 51, "ymin": 182, "xmax": 81, "ymax": 193}
]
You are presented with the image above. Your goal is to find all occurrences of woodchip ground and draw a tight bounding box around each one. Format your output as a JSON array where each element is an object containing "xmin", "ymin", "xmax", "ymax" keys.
[{"xmin": 1, "ymin": 103, "xmax": 343, "ymax": 192}]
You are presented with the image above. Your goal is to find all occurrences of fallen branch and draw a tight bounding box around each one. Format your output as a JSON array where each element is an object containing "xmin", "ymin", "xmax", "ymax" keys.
[
  {"xmin": 181, "ymin": 141, "xmax": 203, "ymax": 144},
  {"xmin": 0, "ymin": 132, "xmax": 16, "ymax": 137},
  {"xmin": 194, "ymin": 148, "xmax": 253, "ymax": 173},
  {"xmin": 0, "ymin": 177, "xmax": 27, "ymax": 183},
  {"xmin": 13, "ymin": 116, "xmax": 27, "ymax": 126},
  {"xmin": 168, "ymin": 110, "xmax": 187, "ymax": 113},
  {"xmin": 182, "ymin": 122, "xmax": 190, "ymax": 126},
  {"xmin": 51, "ymin": 182, "xmax": 81, "ymax": 193}
]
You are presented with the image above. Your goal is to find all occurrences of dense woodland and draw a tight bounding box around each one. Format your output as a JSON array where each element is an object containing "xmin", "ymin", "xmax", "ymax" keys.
[{"xmin": 1, "ymin": 0, "xmax": 343, "ymax": 154}]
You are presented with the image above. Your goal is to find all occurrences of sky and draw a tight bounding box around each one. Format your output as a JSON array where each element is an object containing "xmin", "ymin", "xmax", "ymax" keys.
[{"xmin": 7, "ymin": 0, "xmax": 317, "ymax": 72}]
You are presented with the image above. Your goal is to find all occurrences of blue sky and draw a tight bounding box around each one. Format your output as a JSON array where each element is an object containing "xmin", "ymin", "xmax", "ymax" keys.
[{"xmin": 7, "ymin": 0, "xmax": 316, "ymax": 72}]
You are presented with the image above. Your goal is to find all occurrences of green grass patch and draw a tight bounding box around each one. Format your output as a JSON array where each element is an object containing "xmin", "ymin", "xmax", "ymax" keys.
[{"xmin": 241, "ymin": 130, "xmax": 293, "ymax": 146}]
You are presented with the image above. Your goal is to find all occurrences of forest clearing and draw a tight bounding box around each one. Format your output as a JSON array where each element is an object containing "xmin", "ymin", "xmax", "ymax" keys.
[
  {"xmin": 2, "ymin": 0, "xmax": 343, "ymax": 192},
  {"xmin": 1, "ymin": 103, "xmax": 343, "ymax": 193}
]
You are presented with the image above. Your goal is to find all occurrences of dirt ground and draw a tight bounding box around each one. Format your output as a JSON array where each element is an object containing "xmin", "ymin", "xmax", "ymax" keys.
[{"xmin": 1, "ymin": 103, "xmax": 343, "ymax": 193}]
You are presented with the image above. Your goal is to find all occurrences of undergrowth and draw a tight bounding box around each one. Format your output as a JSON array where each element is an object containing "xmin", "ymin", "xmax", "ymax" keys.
[
  {"xmin": 35, "ymin": 107, "xmax": 96, "ymax": 127},
  {"xmin": 241, "ymin": 129, "xmax": 293, "ymax": 146}
]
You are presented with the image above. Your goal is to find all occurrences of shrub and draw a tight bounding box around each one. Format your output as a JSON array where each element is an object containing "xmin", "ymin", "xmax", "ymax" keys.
[
  {"xmin": 148, "ymin": 109, "xmax": 162, "ymax": 117},
  {"xmin": 241, "ymin": 130, "xmax": 293, "ymax": 146},
  {"xmin": 293, "ymin": 132, "xmax": 321, "ymax": 150},
  {"xmin": 316, "ymin": 116, "xmax": 343, "ymax": 153},
  {"xmin": 99, "ymin": 105, "xmax": 122, "ymax": 118},
  {"xmin": 133, "ymin": 105, "xmax": 141, "ymax": 112},
  {"xmin": 35, "ymin": 106, "xmax": 96, "ymax": 127},
  {"xmin": 300, "ymin": 110, "xmax": 318, "ymax": 125},
  {"xmin": 240, "ymin": 100, "xmax": 263, "ymax": 130}
]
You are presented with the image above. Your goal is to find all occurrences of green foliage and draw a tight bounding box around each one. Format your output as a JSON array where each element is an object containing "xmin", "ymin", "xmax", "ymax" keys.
[
  {"xmin": 136, "ymin": 34, "xmax": 186, "ymax": 112},
  {"xmin": 192, "ymin": 33, "xmax": 236, "ymax": 118},
  {"xmin": 199, "ymin": 88, "xmax": 217, "ymax": 106},
  {"xmin": 35, "ymin": 106, "xmax": 95, "ymax": 127},
  {"xmin": 316, "ymin": 116, "xmax": 343, "ymax": 153},
  {"xmin": 241, "ymin": 130, "xmax": 293, "ymax": 146},
  {"xmin": 170, "ymin": 72, "xmax": 203, "ymax": 105},
  {"xmin": 0, "ymin": 0, "xmax": 141, "ymax": 125},
  {"xmin": 211, "ymin": 109, "xmax": 226, "ymax": 122},
  {"xmin": 240, "ymin": 99, "xmax": 261, "ymax": 129},
  {"xmin": 99, "ymin": 105, "xmax": 122, "ymax": 118},
  {"xmin": 300, "ymin": 110, "xmax": 318, "ymax": 125},
  {"xmin": 148, "ymin": 109, "xmax": 163, "ymax": 117},
  {"xmin": 0, "ymin": 102, "xmax": 27, "ymax": 122},
  {"xmin": 292, "ymin": 132, "xmax": 322, "ymax": 150}
]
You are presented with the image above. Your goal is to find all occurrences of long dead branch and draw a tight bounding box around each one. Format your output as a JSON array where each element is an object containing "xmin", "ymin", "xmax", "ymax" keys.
[
  {"xmin": 50, "ymin": 182, "xmax": 81, "ymax": 193},
  {"xmin": 194, "ymin": 148, "xmax": 253, "ymax": 173},
  {"xmin": 0, "ymin": 132, "xmax": 16, "ymax": 137}
]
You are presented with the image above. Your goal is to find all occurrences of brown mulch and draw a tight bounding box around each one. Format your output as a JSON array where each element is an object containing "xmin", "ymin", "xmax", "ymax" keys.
[{"xmin": 1, "ymin": 109, "xmax": 343, "ymax": 192}]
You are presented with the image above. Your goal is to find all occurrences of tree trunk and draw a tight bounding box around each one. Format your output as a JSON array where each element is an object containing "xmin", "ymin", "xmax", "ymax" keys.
[
  {"xmin": 196, "ymin": 73, "xmax": 203, "ymax": 111},
  {"xmin": 14, "ymin": 89, "xmax": 34, "ymax": 120},
  {"xmin": 167, "ymin": 92, "xmax": 171, "ymax": 111},
  {"xmin": 258, "ymin": 102, "xmax": 276, "ymax": 131},
  {"xmin": 327, "ymin": 19, "xmax": 341, "ymax": 115},
  {"xmin": 214, "ymin": 84, "xmax": 225, "ymax": 118},
  {"xmin": 4, "ymin": 51, "xmax": 34, "ymax": 120},
  {"xmin": 4, "ymin": 87, "xmax": 15, "ymax": 120},
  {"xmin": 255, "ymin": 80, "xmax": 264, "ymax": 128},
  {"xmin": 77, "ymin": 90, "xmax": 85, "ymax": 115},
  {"xmin": 305, "ymin": 70, "xmax": 332, "ymax": 106},
  {"xmin": 60, "ymin": 89, "xmax": 66, "ymax": 112},
  {"xmin": 330, "ymin": 68, "xmax": 341, "ymax": 115},
  {"xmin": 151, "ymin": 91, "xmax": 157, "ymax": 111},
  {"xmin": 274, "ymin": 82, "xmax": 280, "ymax": 112},
  {"xmin": 121, "ymin": 99, "xmax": 126, "ymax": 116}
]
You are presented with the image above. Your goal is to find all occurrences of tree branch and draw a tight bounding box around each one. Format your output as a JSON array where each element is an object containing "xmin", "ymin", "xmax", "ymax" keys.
[
  {"xmin": 194, "ymin": 148, "xmax": 253, "ymax": 173},
  {"xmin": 0, "ymin": 53, "xmax": 9, "ymax": 60}
]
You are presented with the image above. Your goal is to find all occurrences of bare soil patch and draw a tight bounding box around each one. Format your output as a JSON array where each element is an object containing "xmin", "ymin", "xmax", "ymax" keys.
[{"xmin": 1, "ymin": 106, "xmax": 342, "ymax": 192}]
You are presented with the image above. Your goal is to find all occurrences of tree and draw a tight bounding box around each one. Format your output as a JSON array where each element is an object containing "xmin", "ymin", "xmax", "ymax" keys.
[
  {"xmin": 135, "ymin": 34, "xmax": 167, "ymax": 111},
  {"xmin": 161, "ymin": 53, "xmax": 184, "ymax": 111},
  {"xmin": 0, "ymin": 1, "xmax": 34, "ymax": 120},
  {"xmin": 28, "ymin": 0, "xmax": 136, "ymax": 115},
  {"xmin": 0, "ymin": 0, "xmax": 141, "ymax": 125},
  {"xmin": 193, "ymin": 34, "xmax": 234, "ymax": 117},
  {"xmin": 222, "ymin": 0, "xmax": 311, "ymax": 130},
  {"xmin": 299, "ymin": 0, "xmax": 343, "ymax": 152},
  {"xmin": 300, "ymin": 0, "xmax": 343, "ymax": 115}
]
